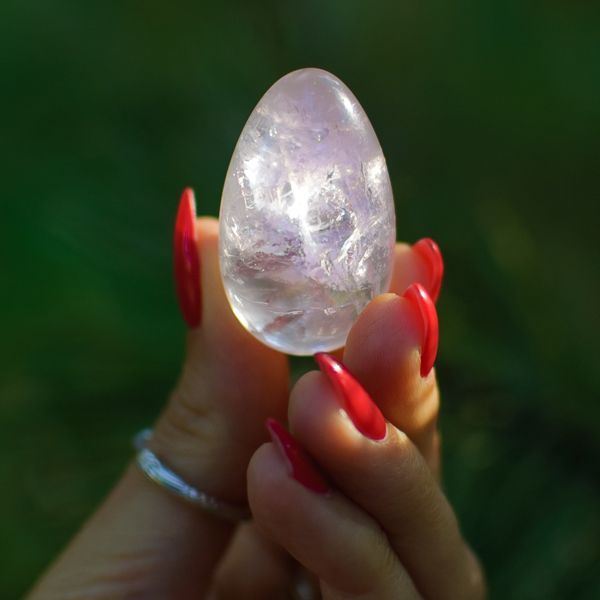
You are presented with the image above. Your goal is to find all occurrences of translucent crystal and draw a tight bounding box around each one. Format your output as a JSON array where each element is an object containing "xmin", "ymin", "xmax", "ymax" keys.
[{"xmin": 218, "ymin": 68, "xmax": 396, "ymax": 355}]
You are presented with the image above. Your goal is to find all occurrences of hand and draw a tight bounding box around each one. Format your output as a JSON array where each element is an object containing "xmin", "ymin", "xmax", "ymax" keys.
[
  {"xmin": 28, "ymin": 189, "xmax": 483, "ymax": 599},
  {"xmin": 245, "ymin": 334, "xmax": 484, "ymax": 599}
]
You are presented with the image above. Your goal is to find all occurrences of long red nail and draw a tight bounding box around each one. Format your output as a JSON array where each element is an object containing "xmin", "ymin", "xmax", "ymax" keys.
[
  {"xmin": 174, "ymin": 188, "xmax": 201, "ymax": 328},
  {"xmin": 266, "ymin": 419, "xmax": 329, "ymax": 494},
  {"xmin": 314, "ymin": 353, "xmax": 387, "ymax": 441},
  {"xmin": 402, "ymin": 283, "xmax": 439, "ymax": 377},
  {"xmin": 413, "ymin": 238, "xmax": 444, "ymax": 303}
]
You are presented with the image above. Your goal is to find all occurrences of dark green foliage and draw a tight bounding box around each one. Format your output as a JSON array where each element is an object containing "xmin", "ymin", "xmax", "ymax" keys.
[{"xmin": 0, "ymin": 1, "xmax": 598, "ymax": 597}]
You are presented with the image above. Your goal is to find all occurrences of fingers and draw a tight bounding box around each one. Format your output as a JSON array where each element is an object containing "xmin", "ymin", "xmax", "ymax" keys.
[
  {"xmin": 248, "ymin": 429, "xmax": 420, "ymax": 599},
  {"xmin": 287, "ymin": 368, "xmax": 485, "ymax": 600},
  {"xmin": 210, "ymin": 522, "xmax": 294, "ymax": 599},
  {"xmin": 390, "ymin": 238, "xmax": 444, "ymax": 302},
  {"xmin": 202, "ymin": 238, "xmax": 447, "ymax": 598},
  {"xmin": 341, "ymin": 239, "xmax": 443, "ymax": 471},
  {"xmin": 343, "ymin": 288, "xmax": 440, "ymax": 472}
]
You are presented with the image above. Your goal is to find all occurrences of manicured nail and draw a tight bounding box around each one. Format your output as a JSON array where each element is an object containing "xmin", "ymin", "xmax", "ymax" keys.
[
  {"xmin": 266, "ymin": 419, "xmax": 329, "ymax": 494},
  {"xmin": 402, "ymin": 283, "xmax": 439, "ymax": 377},
  {"xmin": 314, "ymin": 353, "xmax": 387, "ymax": 441},
  {"xmin": 174, "ymin": 187, "xmax": 201, "ymax": 328},
  {"xmin": 413, "ymin": 238, "xmax": 444, "ymax": 303}
]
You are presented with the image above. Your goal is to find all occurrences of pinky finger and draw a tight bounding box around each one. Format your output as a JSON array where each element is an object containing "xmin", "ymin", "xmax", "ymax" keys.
[{"xmin": 247, "ymin": 421, "xmax": 421, "ymax": 600}]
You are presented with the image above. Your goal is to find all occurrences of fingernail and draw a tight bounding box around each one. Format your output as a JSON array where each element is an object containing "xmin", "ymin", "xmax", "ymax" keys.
[
  {"xmin": 413, "ymin": 238, "xmax": 444, "ymax": 303},
  {"xmin": 314, "ymin": 353, "xmax": 387, "ymax": 441},
  {"xmin": 266, "ymin": 419, "xmax": 329, "ymax": 494},
  {"xmin": 402, "ymin": 283, "xmax": 439, "ymax": 377},
  {"xmin": 174, "ymin": 187, "xmax": 201, "ymax": 328}
]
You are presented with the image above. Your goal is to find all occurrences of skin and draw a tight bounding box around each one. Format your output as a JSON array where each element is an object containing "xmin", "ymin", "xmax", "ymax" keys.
[{"xmin": 28, "ymin": 217, "xmax": 485, "ymax": 599}]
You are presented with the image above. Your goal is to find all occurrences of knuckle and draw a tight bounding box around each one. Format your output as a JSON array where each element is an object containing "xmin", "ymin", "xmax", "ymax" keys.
[
  {"xmin": 163, "ymin": 385, "xmax": 215, "ymax": 441},
  {"xmin": 153, "ymin": 370, "xmax": 224, "ymax": 460}
]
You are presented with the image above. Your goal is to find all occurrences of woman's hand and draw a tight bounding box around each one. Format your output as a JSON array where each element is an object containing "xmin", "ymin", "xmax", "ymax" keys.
[
  {"xmin": 28, "ymin": 189, "xmax": 483, "ymax": 599},
  {"xmin": 245, "ymin": 318, "xmax": 484, "ymax": 599},
  {"xmin": 214, "ymin": 276, "xmax": 483, "ymax": 599}
]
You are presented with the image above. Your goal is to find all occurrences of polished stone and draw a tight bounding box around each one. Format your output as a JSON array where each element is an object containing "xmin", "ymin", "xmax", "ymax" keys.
[{"xmin": 219, "ymin": 68, "xmax": 396, "ymax": 355}]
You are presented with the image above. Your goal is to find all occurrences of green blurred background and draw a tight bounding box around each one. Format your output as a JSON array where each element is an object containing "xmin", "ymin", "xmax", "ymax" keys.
[{"xmin": 1, "ymin": 1, "xmax": 599, "ymax": 598}]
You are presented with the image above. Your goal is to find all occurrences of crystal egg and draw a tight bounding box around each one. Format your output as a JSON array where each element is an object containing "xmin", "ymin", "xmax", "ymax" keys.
[{"xmin": 218, "ymin": 68, "xmax": 396, "ymax": 355}]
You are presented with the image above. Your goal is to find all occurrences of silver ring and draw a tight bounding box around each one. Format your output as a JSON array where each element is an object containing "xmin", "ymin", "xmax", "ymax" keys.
[{"xmin": 133, "ymin": 428, "xmax": 251, "ymax": 522}]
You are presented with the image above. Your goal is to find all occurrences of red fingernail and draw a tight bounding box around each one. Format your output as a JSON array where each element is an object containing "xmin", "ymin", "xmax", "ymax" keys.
[
  {"xmin": 174, "ymin": 188, "xmax": 201, "ymax": 328},
  {"xmin": 402, "ymin": 283, "xmax": 439, "ymax": 377},
  {"xmin": 413, "ymin": 238, "xmax": 444, "ymax": 303},
  {"xmin": 314, "ymin": 353, "xmax": 387, "ymax": 441},
  {"xmin": 266, "ymin": 419, "xmax": 329, "ymax": 494}
]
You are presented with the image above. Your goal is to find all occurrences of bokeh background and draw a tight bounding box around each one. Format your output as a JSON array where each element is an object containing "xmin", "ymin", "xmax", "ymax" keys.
[{"xmin": 1, "ymin": 1, "xmax": 599, "ymax": 598}]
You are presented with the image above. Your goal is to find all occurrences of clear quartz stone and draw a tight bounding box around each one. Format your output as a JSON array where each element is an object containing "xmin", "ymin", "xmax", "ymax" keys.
[{"xmin": 218, "ymin": 68, "xmax": 396, "ymax": 355}]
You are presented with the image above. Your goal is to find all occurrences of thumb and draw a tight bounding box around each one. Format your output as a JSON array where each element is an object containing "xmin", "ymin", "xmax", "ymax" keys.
[{"xmin": 153, "ymin": 199, "xmax": 290, "ymax": 503}]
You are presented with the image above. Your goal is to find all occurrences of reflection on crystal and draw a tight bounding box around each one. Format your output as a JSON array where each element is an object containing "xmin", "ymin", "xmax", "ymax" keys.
[{"xmin": 219, "ymin": 68, "xmax": 396, "ymax": 355}]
